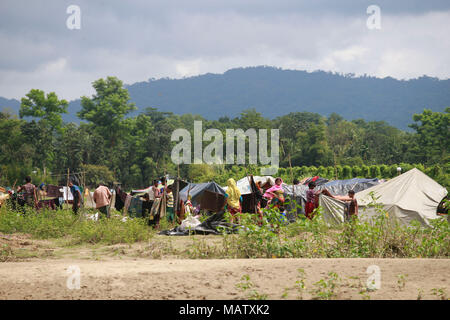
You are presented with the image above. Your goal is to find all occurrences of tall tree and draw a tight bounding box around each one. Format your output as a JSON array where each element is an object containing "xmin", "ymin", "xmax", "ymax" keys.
[
  {"xmin": 409, "ymin": 108, "xmax": 450, "ymax": 164},
  {"xmin": 78, "ymin": 76, "xmax": 137, "ymax": 148},
  {"xmin": 19, "ymin": 89, "xmax": 68, "ymax": 132},
  {"xmin": 19, "ymin": 89, "xmax": 68, "ymax": 172}
]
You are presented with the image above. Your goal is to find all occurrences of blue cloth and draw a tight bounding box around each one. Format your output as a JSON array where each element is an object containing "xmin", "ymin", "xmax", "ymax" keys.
[{"xmin": 70, "ymin": 185, "xmax": 81, "ymax": 198}]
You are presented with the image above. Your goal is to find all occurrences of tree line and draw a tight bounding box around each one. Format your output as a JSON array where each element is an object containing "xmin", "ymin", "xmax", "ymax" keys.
[{"xmin": 0, "ymin": 76, "xmax": 448, "ymax": 189}]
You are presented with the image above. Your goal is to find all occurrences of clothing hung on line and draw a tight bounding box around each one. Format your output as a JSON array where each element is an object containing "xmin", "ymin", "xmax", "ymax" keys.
[
  {"xmin": 123, "ymin": 194, "xmax": 132, "ymax": 215},
  {"xmin": 128, "ymin": 196, "xmax": 143, "ymax": 217},
  {"xmin": 46, "ymin": 185, "xmax": 63, "ymax": 198}
]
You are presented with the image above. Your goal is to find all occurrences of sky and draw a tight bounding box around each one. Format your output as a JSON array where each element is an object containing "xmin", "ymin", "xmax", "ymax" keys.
[{"xmin": 0, "ymin": 0, "xmax": 449, "ymax": 100}]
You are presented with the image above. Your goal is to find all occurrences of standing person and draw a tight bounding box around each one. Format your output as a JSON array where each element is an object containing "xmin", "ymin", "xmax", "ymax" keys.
[
  {"xmin": 68, "ymin": 180, "xmax": 82, "ymax": 215},
  {"xmin": 305, "ymin": 181, "xmax": 320, "ymax": 219},
  {"xmin": 93, "ymin": 182, "xmax": 112, "ymax": 218},
  {"xmin": 165, "ymin": 185, "xmax": 175, "ymax": 223},
  {"xmin": 263, "ymin": 177, "xmax": 284, "ymax": 206},
  {"xmin": 184, "ymin": 195, "xmax": 194, "ymax": 216},
  {"xmin": 150, "ymin": 179, "xmax": 161, "ymax": 199},
  {"xmin": 329, "ymin": 190, "xmax": 358, "ymax": 221},
  {"xmin": 17, "ymin": 176, "xmax": 37, "ymax": 210},
  {"xmin": 225, "ymin": 178, "xmax": 242, "ymax": 223}
]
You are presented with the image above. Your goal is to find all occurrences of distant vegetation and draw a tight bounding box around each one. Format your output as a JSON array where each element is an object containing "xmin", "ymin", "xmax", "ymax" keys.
[
  {"xmin": 0, "ymin": 76, "xmax": 448, "ymax": 189},
  {"xmin": 1, "ymin": 66, "xmax": 449, "ymax": 130}
]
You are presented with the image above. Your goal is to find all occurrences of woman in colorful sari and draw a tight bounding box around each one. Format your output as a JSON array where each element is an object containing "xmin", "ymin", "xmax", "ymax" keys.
[
  {"xmin": 263, "ymin": 177, "xmax": 284, "ymax": 208},
  {"xmin": 305, "ymin": 181, "xmax": 321, "ymax": 219},
  {"xmin": 225, "ymin": 178, "xmax": 242, "ymax": 223}
]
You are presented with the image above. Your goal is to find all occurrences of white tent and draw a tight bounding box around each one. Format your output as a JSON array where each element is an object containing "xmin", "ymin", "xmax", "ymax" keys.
[
  {"xmin": 320, "ymin": 168, "xmax": 448, "ymax": 226},
  {"xmin": 223, "ymin": 176, "xmax": 275, "ymax": 194}
]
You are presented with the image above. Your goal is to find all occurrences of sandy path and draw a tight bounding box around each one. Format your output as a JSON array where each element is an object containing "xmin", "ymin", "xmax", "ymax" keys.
[{"xmin": 0, "ymin": 258, "xmax": 448, "ymax": 300}]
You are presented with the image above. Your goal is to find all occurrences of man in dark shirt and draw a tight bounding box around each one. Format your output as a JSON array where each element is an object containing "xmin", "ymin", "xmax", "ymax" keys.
[{"xmin": 69, "ymin": 180, "xmax": 82, "ymax": 214}]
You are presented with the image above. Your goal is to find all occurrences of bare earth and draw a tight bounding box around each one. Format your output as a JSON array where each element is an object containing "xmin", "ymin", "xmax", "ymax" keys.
[{"xmin": 0, "ymin": 234, "xmax": 448, "ymax": 300}]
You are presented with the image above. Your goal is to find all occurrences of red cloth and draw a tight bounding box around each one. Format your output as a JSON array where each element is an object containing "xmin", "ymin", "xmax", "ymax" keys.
[
  {"xmin": 305, "ymin": 202, "xmax": 315, "ymax": 219},
  {"xmin": 228, "ymin": 205, "xmax": 241, "ymax": 216}
]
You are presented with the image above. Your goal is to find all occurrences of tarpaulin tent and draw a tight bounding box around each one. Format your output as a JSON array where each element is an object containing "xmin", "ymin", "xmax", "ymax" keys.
[
  {"xmin": 223, "ymin": 176, "xmax": 275, "ymax": 195},
  {"xmin": 319, "ymin": 178, "xmax": 380, "ymax": 196},
  {"xmin": 179, "ymin": 182, "xmax": 226, "ymax": 207},
  {"xmin": 320, "ymin": 168, "xmax": 448, "ymax": 226},
  {"xmin": 302, "ymin": 176, "xmax": 329, "ymax": 186},
  {"xmin": 131, "ymin": 179, "xmax": 175, "ymax": 195},
  {"xmin": 283, "ymin": 178, "xmax": 381, "ymax": 218}
]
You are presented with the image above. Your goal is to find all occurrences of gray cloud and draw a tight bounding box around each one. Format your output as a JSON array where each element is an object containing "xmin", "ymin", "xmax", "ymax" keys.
[{"xmin": 0, "ymin": 0, "xmax": 449, "ymax": 100}]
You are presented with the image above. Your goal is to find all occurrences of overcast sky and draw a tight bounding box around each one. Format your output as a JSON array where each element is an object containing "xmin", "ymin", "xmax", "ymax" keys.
[{"xmin": 0, "ymin": 0, "xmax": 449, "ymax": 100}]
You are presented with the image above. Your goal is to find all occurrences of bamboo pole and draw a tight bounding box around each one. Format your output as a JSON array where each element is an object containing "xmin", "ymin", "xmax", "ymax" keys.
[{"xmin": 66, "ymin": 168, "xmax": 69, "ymax": 209}]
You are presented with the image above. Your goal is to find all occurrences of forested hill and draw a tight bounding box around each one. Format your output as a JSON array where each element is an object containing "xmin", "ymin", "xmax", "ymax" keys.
[{"xmin": 2, "ymin": 66, "xmax": 450, "ymax": 130}]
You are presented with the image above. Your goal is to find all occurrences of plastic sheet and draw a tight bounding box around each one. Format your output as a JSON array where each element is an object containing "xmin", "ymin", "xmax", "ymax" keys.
[{"xmin": 159, "ymin": 211, "xmax": 241, "ymax": 236}]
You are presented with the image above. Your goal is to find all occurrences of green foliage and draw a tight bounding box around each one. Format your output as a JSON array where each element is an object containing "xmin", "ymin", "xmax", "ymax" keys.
[
  {"xmin": 311, "ymin": 272, "xmax": 340, "ymax": 300},
  {"xmin": 1, "ymin": 76, "xmax": 449, "ymax": 192},
  {"xmin": 410, "ymin": 108, "xmax": 449, "ymax": 164},
  {"xmin": 81, "ymin": 164, "xmax": 116, "ymax": 188},
  {"xmin": 0, "ymin": 206, "xmax": 153, "ymax": 245},
  {"xmin": 20, "ymin": 89, "xmax": 68, "ymax": 132}
]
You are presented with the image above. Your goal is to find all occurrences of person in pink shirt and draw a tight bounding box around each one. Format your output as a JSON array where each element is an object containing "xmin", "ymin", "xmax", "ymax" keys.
[{"xmin": 93, "ymin": 182, "xmax": 112, "ymax": 218}]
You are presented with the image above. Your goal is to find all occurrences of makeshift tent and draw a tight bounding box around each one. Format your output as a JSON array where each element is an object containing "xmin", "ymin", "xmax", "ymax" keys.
[
  {"xmin": 320, "ymin": 168, "xmax": 448, "ymax": 226},
  {"xmin": 200, "ymin": 189, "xmax": 226, "ymax": 212},
  {"xmin": 223, "ymin": 176, "xmax": 275, "ymax": 194},
  {"xmin": 179, "ymin": 182, "xmax": 225, "ymax": 207},
  {"xmin": 319, "ymin": 178, "xmax": 380, "ymax": 196},
  {"xmin": 302, "ymin": 176, "xmax": 329, "ymax": 186},
  {"xmin": 131, "ymin": 179, "xmax": 176, "ymax": 195},
  {"xmin": 0, "ymin": 188, "xmax": 9, "ymax": 207}
]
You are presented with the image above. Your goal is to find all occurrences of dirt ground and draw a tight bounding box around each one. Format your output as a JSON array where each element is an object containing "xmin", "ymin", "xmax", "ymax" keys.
[{"xmin": 0, "ymin": 233, "xmax": 448, "ymax": 300}]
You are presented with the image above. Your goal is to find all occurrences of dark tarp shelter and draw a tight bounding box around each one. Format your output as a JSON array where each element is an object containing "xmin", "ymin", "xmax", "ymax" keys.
[{"xmin": 179, "ymin": 182, "xmax": 226, "ymax": 207}]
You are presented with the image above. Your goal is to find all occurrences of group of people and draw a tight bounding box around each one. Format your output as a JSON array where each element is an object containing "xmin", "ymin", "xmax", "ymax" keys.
[
  {"xmin": 9, "ymin": 176, "xmax": 113, "ymax": 218},
  {"xmin": 144, "ymin": 178, "xmax": 175, "ymax": 223},
  {"xmin": 8, "ymin": 174, "xmax": 358, "ymax": 224},
  {"xmin": 223, "ymin": 176, "xmax": 358, "ymax": 223},
  {"xmin": 69, "ymin": 179, "xmax": 113, "ymax": 218}
]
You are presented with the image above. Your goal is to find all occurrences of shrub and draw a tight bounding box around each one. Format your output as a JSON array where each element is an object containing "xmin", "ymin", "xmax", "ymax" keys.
[
  {"xmin": 342, "ymin": 165, "xmax": 352, "ymax": 179},
  {"xmin": 369, "ymin": 165, "xmax": 381, "ymax": 178}
]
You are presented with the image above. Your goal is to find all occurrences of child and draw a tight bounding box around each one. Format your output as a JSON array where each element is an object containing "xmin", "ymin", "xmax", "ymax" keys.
[
  {"xmin": 185, "ymin": 195, "xmax": 194, "ymax": 216},
  {"xmin": 305, "ymin": 181, "xmax": 320, "ymax": 219},
  {"xmin": 166, "ymin": 185, "xmax": 175, "ymax": 223}
]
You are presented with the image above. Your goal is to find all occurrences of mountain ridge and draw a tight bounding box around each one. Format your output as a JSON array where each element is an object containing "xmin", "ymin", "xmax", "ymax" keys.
[{"xmin": 1, "ymin": 66, "xmax": 449, "ymax": 130}]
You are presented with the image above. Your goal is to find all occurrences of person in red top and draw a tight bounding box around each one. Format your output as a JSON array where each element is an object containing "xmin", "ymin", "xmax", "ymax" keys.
[
  {"xmin": 93, "ymin": 183, "xmax": 112, "ymax": 218},
  {"xmin": 305, "ymin": 181, "xmax": 320, "ymax": 219}
]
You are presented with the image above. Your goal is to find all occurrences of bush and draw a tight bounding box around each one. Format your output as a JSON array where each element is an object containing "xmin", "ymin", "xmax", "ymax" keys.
[
  {"xmin": 352, "ymin": 165, "xmax": 361, "ymax": 177},
  {"xmin": 342, "ymin": 165, "xmax": 352, "ymax": 179},
  {"xmin": 369, "ymin": 165, "xmax": 381, "ymax": 178},
  {"xmin": 0, "ymin": 205, "xmax": 153, "ymax": 245},
  {"xmin": 361, "ymin": 165, "xmax": 370, "ymax": 178}
]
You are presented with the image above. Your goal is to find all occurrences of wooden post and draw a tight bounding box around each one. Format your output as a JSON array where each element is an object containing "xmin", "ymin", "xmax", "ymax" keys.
[{"xmin": 66, "ymin": 168, "xmax": 70, "ymax": 209}]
